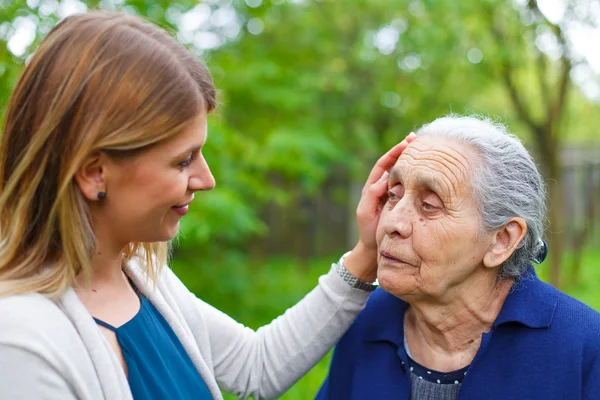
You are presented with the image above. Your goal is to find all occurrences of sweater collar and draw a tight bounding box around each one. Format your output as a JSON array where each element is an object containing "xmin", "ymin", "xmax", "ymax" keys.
[
  {"xmin": 364, "ymin": 266, "xmax": 558, "ymax": 346},
  {"xmin": 492, "ymin": 266, "xmax": 558, "ymax": 328}
]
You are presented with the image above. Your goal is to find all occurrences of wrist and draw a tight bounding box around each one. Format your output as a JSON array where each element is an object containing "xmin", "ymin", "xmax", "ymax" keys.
[
  {"xmin": 343, "ymin": 242, "xmax": 378, "ymax": 282},
  {"xmin": 335, "ymin": 251, "xmax": 377, "ymax": 292}
]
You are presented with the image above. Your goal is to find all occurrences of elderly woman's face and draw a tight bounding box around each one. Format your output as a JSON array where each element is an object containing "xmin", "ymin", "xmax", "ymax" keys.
[{"xmin": 376, "ymin": 136, "xmax": 492, "ymax": 300}]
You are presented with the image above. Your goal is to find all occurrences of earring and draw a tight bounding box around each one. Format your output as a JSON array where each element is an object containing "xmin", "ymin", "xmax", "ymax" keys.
[
  {"xmin": 97, "ymin": 191, "xmax": 106, "ymax": 200},
  {"xmin": 532, "ymin": 240, "xmax": 548, "ymax": 264}
]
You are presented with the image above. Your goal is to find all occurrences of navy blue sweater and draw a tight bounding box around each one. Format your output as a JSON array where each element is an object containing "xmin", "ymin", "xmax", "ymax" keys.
[{"xmin": 316, "ymin": 267, "xmax": 600, "ymax": 399}]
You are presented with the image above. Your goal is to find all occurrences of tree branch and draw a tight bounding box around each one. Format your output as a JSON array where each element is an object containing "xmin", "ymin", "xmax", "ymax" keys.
[
  {"xmin": 536, "ymin": 52, "xmax": 550, "ymax": 104},
  {"xmin": 550, "ymin": 56, "xmax": 572, "ymax": 139},
  {"xmin": 528, "ymin": 0, "xmax": 572, "ymax": 139},
  {"xmin": 528, "ymin": 0, "xmax": 566, "ymax": 45},
  {"xmin": 487, "ymin": 19, "xmax": 539, "ymax": 133}
]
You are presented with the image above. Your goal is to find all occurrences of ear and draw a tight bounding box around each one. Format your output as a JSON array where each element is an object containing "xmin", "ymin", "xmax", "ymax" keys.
[
  {"xmin": 483, "ymin": 218, "xmax": 527, "ymax": 269},
  {"xmin": 74, "ymin": 152, "xmax": 107, "ymax": 201}
]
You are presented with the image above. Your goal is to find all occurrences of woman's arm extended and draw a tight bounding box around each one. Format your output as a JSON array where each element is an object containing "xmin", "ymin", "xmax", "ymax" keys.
[
  {"xmin": 198, "ymin": 135, "xmax": 416, "ymax": 399},
  {"xmin": 203, "ymin": 260, "xmax": 370, "ymax": 399}
]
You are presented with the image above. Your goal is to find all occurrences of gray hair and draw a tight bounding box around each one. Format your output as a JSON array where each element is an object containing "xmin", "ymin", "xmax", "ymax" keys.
[{"xmin": 416, "ymin": 115, "xmax": 547, "ymax": 279}]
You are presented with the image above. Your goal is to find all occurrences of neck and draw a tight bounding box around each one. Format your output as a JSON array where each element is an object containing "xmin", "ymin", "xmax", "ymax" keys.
[
  {"xmin": 404, "ymin": 271, "xmax": 513, "ymax": 371},
  {"xmin": 76, "ymin": 220, "xmax": 129, "ymax": 289},
  {"xmin": 89, "ymin": 245, "xmax": 126, "ymax": 284}
]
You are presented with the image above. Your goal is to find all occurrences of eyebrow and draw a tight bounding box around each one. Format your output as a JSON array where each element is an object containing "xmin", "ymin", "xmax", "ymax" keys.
[
  {"xmin": 416, "ymin": 174, "xmax": 445, "ymax": 197},
  {"xmin": 179, "ymin": 145, "xmax": 202, "ymax": 157},
  {"xmin": 171, "ymin": 145, "xmax": 203, "ymax": 163},
  {"xmin": 389, "ymin": 166, "xmax": 446, "ymax": 197},
  {"xmin": 389, "ymin": 166, "xmax": 401, "ymax": 181}
]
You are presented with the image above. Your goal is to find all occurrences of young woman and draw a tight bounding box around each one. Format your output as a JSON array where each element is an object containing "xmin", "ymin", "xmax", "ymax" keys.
[{"xmin": 0, "ymin": 11, "xmax": 414, "ymax": 399}]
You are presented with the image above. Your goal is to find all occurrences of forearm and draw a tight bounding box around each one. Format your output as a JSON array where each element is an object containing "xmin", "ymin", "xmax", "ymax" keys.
[{"xmin": 208, "ymin": 264, "xmax": 371, "ymax": 399}]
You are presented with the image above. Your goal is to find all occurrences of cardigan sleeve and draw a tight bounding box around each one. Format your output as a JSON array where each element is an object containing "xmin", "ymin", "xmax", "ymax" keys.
[
  {"xmin": 0, "ymin": 344, "xmax": 78, "ymax": 400},
  {"xmin": 194, "ymin": 264, "xmax": 370, "ymax": 399}
]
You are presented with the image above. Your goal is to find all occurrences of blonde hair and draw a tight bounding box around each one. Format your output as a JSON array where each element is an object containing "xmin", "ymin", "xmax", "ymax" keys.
[{"xmin": 0, "ymin": 11, "xmax": 216, "ymax": 298}]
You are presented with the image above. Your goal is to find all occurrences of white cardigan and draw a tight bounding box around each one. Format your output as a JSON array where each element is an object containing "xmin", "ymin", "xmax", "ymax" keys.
[{"xmin": 0, "ymin": 261, "xmax": 370, "ymax": 399}]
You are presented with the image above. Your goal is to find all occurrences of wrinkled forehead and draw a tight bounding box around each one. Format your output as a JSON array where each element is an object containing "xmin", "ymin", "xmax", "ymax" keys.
[{"xmin": 390, "ymin": 136, "xmax": 476, "ymax": 198}]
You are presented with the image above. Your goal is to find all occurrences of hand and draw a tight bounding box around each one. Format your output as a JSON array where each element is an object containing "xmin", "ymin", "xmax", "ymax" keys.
[{"xmin": 344, "ymin": 133, "xmax": 417, "ymax": 282}]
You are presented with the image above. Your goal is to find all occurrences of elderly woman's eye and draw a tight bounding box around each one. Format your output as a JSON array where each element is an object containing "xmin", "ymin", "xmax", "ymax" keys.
[
  {"xmin": 422, "ymin": 201, "xmax": 436, "ymax": 211},
  {"xmin": 387, "ymin": 190, "xmax": 400, "ymax": 202}
]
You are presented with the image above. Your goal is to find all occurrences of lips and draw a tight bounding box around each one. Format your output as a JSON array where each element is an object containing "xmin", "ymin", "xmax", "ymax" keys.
[
  {"xmin": 379, "ymin": 250, "xmax": 415, "ymax": 267},
  {"xmin": 172, "ymin": 198, "xmax": 193, "ymax": 216},
  {"xmin": 171, "ymin": 204, "xmax": 189, "ymax": 216}
]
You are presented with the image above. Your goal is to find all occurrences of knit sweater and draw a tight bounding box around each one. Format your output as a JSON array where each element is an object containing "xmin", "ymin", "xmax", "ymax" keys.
[
  {"xmin": 316, "ymin": 267, "xmax": 600, "ymax": 400},
  {"xmin": 0, "ymin": 259, "xmax": 370, "ymax": 399}
]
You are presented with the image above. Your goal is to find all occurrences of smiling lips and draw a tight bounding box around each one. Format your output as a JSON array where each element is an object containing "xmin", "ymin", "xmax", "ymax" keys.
[
  {"xmin": 379, "ymin": 250, "xmax": 415, "ymax": 267},
  {"xmin": 172, "ymin": 199, "xmax": 193, "ymax": 216}
]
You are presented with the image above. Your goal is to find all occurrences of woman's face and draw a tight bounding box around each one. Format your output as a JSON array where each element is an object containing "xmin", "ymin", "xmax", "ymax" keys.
[
  {"xmin": 376, "ymin": 136, "xmax": 493, "ymax": 301},
  {"xmin": 96, "ymin": 113, "xmax": 215, "ymax": 246}
]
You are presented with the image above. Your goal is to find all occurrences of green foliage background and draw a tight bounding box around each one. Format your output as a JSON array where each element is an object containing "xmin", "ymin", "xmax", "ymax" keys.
[{"xmin": 1, "ymin": 0, "xmax": 599, "ymax": 398}]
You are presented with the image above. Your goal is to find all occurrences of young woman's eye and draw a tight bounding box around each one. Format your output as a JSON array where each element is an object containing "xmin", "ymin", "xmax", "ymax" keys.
[{"xmin": 179, "ymin": 155, "xmax": 194, "ymax": 168}]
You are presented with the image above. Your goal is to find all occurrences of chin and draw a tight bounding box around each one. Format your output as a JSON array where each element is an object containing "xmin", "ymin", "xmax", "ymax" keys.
[
  {"xmin": 166, "ymin": 223, "xmax": 182, "ymax": 240},
  {"xmin": 161, "ymin": 229, "xmax": 180, "ymax": 242},
  {"xmin": 377, "ymin": 268, "xmax": 395, "ymax": 290},
  {"xmin": 377, "ymin": 269, "xmax": 394, "ymax": 291},
  {"xmin": 140, "ymin": 226, "xmax": 180, "ymax": 243},
  {"xmin": 377, "ymin": 268, "xmax": 413, "ymax": 299}
]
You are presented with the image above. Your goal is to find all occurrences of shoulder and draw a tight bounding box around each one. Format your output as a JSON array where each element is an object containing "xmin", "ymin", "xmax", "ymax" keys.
[
  {"xmin": 0, "ymin": 292, "xmax": 68, "ymax": 332},
  {"xmin": 0, "ymin": 293, "xmax": 83, "ymax": 356},
  {"xmin": 337, "ymin": 287, "xmax": 407, "ymax": 345},
  {"xmin": 530, "ymin": 278, "xmax": 600, "ymax": 334},
  {"xmin": 516, "ymin": 278, "xmax": 600, "ymax": 359},
  {"xmin": 531, "ymin": 281, "xmax": 600, "ymax": 374},
  {"xmin": 551, "ymin": 285, "xmax": 600, "ymax": 343},
  {"xmin": 0, "ymin": 293, "xmax": 100, "ymax": 398}
]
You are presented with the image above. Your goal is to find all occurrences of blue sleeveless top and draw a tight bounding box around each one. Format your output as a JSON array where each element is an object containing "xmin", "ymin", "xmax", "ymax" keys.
[{"xmin": 93, "ymin": 294, "xmax": 213, "ymax": 399}]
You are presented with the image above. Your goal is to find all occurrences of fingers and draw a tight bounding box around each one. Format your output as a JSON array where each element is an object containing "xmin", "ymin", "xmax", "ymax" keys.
[
  {"xmin": 372, "ymin": 174, "xmax": 390, "ymax": 201},
  {"xmin": 365, "ymin": 146, "xmax": 402, "ymax": 185},
  {"xmin": 359, "ymin": 173, "xmax": 389, "ymax": 216},
  {"xmin": 378, "ymin": 171, "xmax": 389, "ymax": 182},
  {"xmin": 386, "ymin": 132, "xmax": 416, "ymax": 159},
  {"xmin": 365, "ymin": 132, "xmax": 417, "ymax": 185}
]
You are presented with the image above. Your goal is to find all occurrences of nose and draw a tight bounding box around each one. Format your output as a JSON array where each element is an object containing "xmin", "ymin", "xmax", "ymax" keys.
[
  {"xmin": 189, "ymin": 155, "xmax": 216, "ymax": 192},
  {"xmin": 381, "ymin": 196, "xmax": 414, "ymax": 239}
]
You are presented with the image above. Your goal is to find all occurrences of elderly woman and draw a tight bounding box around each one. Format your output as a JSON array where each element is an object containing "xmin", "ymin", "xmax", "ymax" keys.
[{"xmin": 316, "ymin": 116, "xmax": 600, "ymax": 400}]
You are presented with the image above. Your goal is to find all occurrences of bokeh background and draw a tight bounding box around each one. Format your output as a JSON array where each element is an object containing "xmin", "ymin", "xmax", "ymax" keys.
[{"xmin": 1, "ymin": 0, "xmax": 599, "ymax": 398}]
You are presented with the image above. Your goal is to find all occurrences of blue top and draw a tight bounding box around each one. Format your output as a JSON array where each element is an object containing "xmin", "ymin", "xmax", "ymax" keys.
[
  {"xmin": 316, "ymin": 267, "xmax": 600, "ymax": 400},
  {"xmin": 94, "ymin": 294, "xmax": 212, "ymax": 400}
]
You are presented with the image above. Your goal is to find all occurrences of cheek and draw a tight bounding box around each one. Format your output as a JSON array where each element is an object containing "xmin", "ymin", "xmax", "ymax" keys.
[
  {"xmin": 412, "ymin": 219, "xmax": 449, "ymax": 263},
  {"xmin": 414, "ymin": 218, "xmax": 483, "ymax": 268},
  {"xmin": 412, "ymin": 216, "xmax": 433, "ymax": 240},
  {"xmin": 139, "ymin": 171, "xmax": 187, "ymax": 201},
  {"xmin": 376, "ymin": 208, "xmax": 390, "ymax": 245}
]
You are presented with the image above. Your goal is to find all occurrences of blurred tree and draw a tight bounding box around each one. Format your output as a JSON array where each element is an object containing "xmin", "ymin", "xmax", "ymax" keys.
[
  {"xmin": 460, "ymin": 0, "xmax": 599, "ymax": 287},
  {"xmin": 0, "ymin": 0, "xmax": 599, "ymax": 286},
  {"xmin": 203, "ymin": 0, "xmax": 599, "ymax": 287}
]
